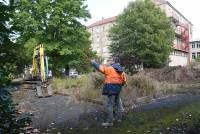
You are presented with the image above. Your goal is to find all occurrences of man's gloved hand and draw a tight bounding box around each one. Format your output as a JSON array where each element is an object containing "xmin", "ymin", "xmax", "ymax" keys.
[
  {"xmin": 90, "ymin": 59, "xmax": 99, "ymax": 69},
  {"xmin": 91, "ymin": 59, "xmax": 96, "ymax": 64}
]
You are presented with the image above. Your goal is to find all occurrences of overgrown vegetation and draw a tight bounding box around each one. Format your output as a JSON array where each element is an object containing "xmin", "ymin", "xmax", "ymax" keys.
[
  {"xmin": 52, "ymin": 73, "xmax": 172, "ymax": 105},
  {"xmin": 0, "ymin": 0, "xmax": 22, "ymax": 86},
  {"xmin": 52, "ymin": 64, "xmax": 200, "ymax": 107},
  {"xmin": 138, "ymin": 64, "xmax": 200, "ymax": 82},
  {"xmin": 109, "ymin": 0, "xmax": 175, "ymax": 73},
  {"xmin": 0, "ymin": 1, "xmax": 31, "ymax": 133},
  {"xmin": 0, "ymin": 88, "xmax": 31, "ymax": 133},
  {"xmin": 52, "ymin": 73, "xmax": 104, "ymax": 100}
]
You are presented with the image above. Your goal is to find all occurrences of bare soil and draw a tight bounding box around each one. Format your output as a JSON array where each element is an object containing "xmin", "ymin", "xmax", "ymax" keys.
[
  {"xmin": 12, "ymin": 85, "xmax": 103, "ymax": 133},
  {"xmin": 10, "ymin": 83, "xmax": 200, "ymax": 133}
]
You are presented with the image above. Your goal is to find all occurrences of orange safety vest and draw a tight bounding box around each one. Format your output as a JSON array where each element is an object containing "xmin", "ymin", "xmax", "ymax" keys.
[{"xmin": 99, "ymin": 65, "xmax": 126, "ymax": 84}]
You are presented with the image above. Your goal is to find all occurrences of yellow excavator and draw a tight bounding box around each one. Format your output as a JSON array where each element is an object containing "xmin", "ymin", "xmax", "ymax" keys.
[{"xmin": 24, "ymin": 44, "xmax": 53, "ymax": 97}]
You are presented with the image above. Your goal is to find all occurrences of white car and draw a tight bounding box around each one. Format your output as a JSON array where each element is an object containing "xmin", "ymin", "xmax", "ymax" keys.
[{"xmin": 69, "ymin": 71, "xmax": 78, "ymax": 78}]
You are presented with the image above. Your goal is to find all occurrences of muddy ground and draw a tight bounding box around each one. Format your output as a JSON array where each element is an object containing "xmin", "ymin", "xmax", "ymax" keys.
[
  {"xmin": 10, "ymin": 83, "xmax": 200, "ymax": 134},
  {"xmin": 12, "ymin": 86, "xmax": 104, "ymax": 133}
]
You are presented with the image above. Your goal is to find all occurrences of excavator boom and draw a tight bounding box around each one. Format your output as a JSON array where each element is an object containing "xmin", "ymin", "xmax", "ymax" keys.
[{"xmin": 24, "ymin": 44, "xmax": 52, "ymax": 98}]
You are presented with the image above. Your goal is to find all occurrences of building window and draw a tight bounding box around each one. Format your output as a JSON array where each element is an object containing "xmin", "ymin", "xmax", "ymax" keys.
[
  {"xmin": 185, "ymin": 53, "xmax": 188, "ymax": 57},
  {"xmin": 197, "ymin": 44, "xmax": 200, "ymax": 48},
  {"xmin": 192, "ymin": 53, "xmax": 196, "ymax": 59},
  {"xmin": 97, "ymin": 48, "xmax": 100, "ymax": 53},
  {"xmin": 196, "ymin": 43, "xmax": 200, "ymax": 48},
  {"xmin": 96, "ymin": 28, "xmax": 100, "ymax": 33},
  {"xmin": 96, "ymin": 38, "xmax": 100, "ymax": 43},
  {"xmin": 192, "ymin": 44, "xmax": 195, "ymax": 48},
  {"xmin": 175, "ymin": 37, "xmax": 182, "ymax": 45},
  {"xmin": 197, "ymin": 52, "xmax": 200, "ymax": 57}
]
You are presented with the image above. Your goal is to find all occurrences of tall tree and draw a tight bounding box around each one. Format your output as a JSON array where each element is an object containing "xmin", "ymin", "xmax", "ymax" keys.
[
  {"xmin": 0, "ymin": 1, "xmax": 31, "ymax": 133},
  {"xmin": 0, "ymin": 0, "xmax": 17, "ymax": 85},
  {"xmin": 12, "ymin": 0, "xmax": 95, "ymax": 74},
  {"xmin": 109, "ymin": 0, "xmax": 175, "ymax": 73}
]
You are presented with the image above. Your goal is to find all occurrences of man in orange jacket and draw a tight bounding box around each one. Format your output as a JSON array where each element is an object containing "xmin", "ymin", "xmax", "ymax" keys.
[{"xmin": 91, "ymin": 57, "xmax": 126, "ymax": 127}]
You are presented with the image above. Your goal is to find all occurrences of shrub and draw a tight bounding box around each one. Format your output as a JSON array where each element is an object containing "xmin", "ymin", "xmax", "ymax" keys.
[
  {"xmin": 80, "ymin": 73, "xmax": 104, "ymax": 101},
  {"xmin": 126, "ymin": 75, "xmax": 158, "ymax": 97},
  {"xmin": 0, "ymin": 88, "xmax": 31, "ymax": 133},
  {"xmin": 52, "ymin": 73, "xmax": 104, "ymax": 101}
]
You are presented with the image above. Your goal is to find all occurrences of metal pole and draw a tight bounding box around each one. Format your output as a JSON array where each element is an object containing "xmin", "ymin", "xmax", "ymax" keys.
[{"xmin": 45, "ymin": 56, "xmax": 49, "ymax": 79}]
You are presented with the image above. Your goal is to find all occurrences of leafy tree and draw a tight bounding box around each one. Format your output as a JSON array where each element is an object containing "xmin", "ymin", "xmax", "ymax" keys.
[
  {"xmin": 0, "ymin": 0, "xmax": 18, "ymax": 85},
  {"xmin": 12, "ymin": 0, "xmax": 95, "ymax": 74},
  {"xmin": 0, "ymin": 1, "xmax": 31, "ymax": 133},
  {"xmin": 109, "ymin": 0, "xmax": 175, "ymax": 73}
]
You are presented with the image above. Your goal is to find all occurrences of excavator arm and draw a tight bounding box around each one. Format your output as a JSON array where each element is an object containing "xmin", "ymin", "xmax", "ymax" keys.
[{"xmin": 24, "ymin": 44, "xmax": 52, "ymax": 98}]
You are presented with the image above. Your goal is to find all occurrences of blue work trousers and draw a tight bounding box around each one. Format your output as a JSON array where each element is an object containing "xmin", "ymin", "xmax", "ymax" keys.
[{"xmin": 106, "ymin": 94, "xmax": 124, "ymax": 123}]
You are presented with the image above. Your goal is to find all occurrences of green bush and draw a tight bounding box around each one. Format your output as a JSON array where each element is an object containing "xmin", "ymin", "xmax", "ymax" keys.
[
  {"xmin": 0, "ymin": 88, "xmax": 31, "ymax": 133},
  {"xmin": 0, "ymin": 63, "xmax": 16, "ymax": 86},
  {"xmin": 127, "ymin": 75, "xmax": 158, "ymax": 97},
  {"xmin": 52, "ymin": 73, "xmax": 104, "ymax": 101},
  {"xmin": 80, "ymin": 73, "xmax": 104, "ymax": 100}
]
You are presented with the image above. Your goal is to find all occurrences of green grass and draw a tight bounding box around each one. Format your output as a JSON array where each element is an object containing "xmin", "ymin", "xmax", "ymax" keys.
[
  {"xmin": 65, "ymin": 100, "xmax": 200, "ymax": 134},
  {"xmin": 52, "ymin": 76, "xmax": 89, "ymax": 92},
  {"xmin": 52, "ymin": 73, "xmax": 104, "ymax": 100}
]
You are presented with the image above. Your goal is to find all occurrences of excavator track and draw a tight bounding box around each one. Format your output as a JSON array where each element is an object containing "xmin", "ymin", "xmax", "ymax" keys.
[{"xmin": 22, "ymin": 80, "xmax": 53, "ymax": 98}]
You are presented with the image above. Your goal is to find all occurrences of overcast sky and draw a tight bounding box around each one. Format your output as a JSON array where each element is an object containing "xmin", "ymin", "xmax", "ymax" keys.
[{"xmin": 84, "ymin": 0, "xmax": 200, "ymax": 41}]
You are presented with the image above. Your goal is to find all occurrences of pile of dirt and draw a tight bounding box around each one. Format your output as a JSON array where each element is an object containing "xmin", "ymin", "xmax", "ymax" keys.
[{"xmin": 138, "ymin": 64, "xmax": 200, "ymax": 82}]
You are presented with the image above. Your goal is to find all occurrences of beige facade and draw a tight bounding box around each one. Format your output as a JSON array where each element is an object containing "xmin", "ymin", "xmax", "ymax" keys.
[
  {"xmin": 154, "ymin": 0, "xmax": 192, "ymax": 66},
  {"xmin": 88, "ymin": 18, "xmax": 115, "ymax": 64},
  {"xmin": 88, "ymin": 0, "xmax": 193, "ymax": 66}
]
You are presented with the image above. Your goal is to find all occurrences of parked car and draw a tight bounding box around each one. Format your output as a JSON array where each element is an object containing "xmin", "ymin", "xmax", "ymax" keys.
[{"xmin": 69, "ymin": 70, "xmax": 78, "ymax": 78}]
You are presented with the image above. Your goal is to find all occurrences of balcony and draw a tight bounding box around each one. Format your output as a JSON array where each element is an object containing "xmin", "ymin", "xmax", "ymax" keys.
[
  {"xmin": 173, "ymin": 44, "xmax": 189, "ymax": 52},
  {"xmin": 170, "ymin": 16, "xmax": 179, "ymax": 25},
  {"xmin": 175, "ymin": 28, "xmax": 182, "ymax": 36}
]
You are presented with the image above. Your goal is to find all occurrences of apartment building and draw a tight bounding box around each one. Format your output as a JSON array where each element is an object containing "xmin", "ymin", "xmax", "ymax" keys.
[
  {"xmin": 87, "ymin": 17, "xmax": 116, "ymax": 64},
  {"xmin": 155, "ymin": 0, "xmax": 192, "ymax": 66},
  {"xmin": 87, "ymin": 0, "xmax": 193, "ymax": 66},
  {"xmin": 190, "ymin": 40, "xmax": 200, "ymax": 61}
]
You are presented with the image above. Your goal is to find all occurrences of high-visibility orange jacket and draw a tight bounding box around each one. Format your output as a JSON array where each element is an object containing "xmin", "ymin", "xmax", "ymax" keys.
[
  {"xmin": 91, "ymin": 60, "xmax": 126, "ymax": 95},
  {"xmin": 98, "ymin": 65, "xmax": 126, "ymax": 84},
  {"xmin": 91, "ymin": 61, "xmax": 126, "ymax": 84}
]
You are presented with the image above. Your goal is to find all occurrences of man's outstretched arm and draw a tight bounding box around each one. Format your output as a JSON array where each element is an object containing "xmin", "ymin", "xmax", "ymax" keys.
[
  {"xmin": 91, "ymin": 60, "xmax": 100, "ymax": 70},
  {"xmin": 91, "ymin": 60, "xmax": 106, "ymax": 74}
]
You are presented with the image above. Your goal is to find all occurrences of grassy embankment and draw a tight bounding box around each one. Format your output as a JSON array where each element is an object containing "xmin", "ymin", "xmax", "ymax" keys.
[{"xmin": 52, "ymin": 67, "xmax": 200, "ymax": 106}]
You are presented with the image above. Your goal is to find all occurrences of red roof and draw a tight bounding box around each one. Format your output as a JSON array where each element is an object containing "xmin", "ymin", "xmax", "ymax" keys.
[{"xmin": 87, "ymin": 16, "xmax": 116, "ymax": 28}]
